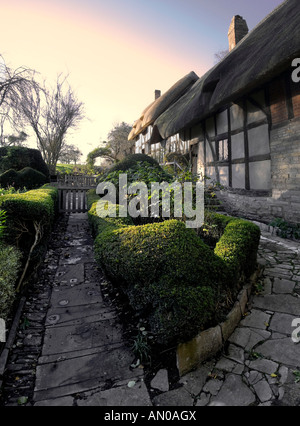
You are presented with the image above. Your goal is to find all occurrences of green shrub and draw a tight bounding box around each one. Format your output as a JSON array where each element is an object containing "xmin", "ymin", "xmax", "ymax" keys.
[
  {"xmin": 0, "ymin": 209, "xmax": 7, "ymax": 241},
  {"xmin": 103, "ymin": 154, "xmax": 162, "ymax": 176},
  {"xmin": 87, "ymin": 189, "xmax": 133, "ymax": 237},
  {"xmin": 269, "ymin": 217, "xmax": 300, "ymax": 240},
  {"xmin": 214, "ymin": 219, "xmax": 260, "ymax": 281},
  {"xmin": 0, "ymin": 185, "xmax": 58, "ymax": 234},
  {"xmin": 19, "ymin": 167, "xmax": 48, "ymax": 188},
  {"xmin": 200, "ymin": 211, "xmax": 260, "ymax": 279},
  {"xmin": 0, "ymin": 185, "xmax": 58, "ymax": 288},
  {"xmin": 0, "ymin": 187, "xmax": 27, "ymax": 196},
  {"xmin": 0, "ymin": 245, "xmax": 21, "ymax": 319},
  {"xmin": 0, "ymin": 167, "xmax": 48, "ymax": 190},
  {"xmin": 199, "ymin": 211, "xmax": 238, "ymax": 247},
  {"xmin": 0, "ymin": 146, "xmax": 49, "ymax": 178},
  {"xmin": 0, "ymin": 169, "xmax": 20, "ymax": 189},
  {"xmin": 100, "ymin": 162, "xmax": 173, "ymax": 188}
]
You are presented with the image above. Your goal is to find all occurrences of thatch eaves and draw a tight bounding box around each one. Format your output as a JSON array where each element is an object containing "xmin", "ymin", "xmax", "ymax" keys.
[
  {"xmin": 128, "ymin": 71, "xmax": 199, "ymax": 141},
  {"xmin": 155, "ymin": 0, "xmax": 300, "ymax": 140}
]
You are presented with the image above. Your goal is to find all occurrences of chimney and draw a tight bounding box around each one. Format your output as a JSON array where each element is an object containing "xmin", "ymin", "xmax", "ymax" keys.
[
  {"xmin": 228, "ymin": 15, "xmax": 248, "ymax": 52},
  {"xmin": 155, "ymin": 90, "xmax": 161, "ymax": 100}
]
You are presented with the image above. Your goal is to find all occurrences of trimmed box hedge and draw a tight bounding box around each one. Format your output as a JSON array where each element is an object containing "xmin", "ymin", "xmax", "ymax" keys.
[
  {"xmin": 0, "ymin": 185, "xmax": 58, "ymax": 238},
  {"xmin": 87, "ymin": 190, "xmax": 260, "ymax": 347},
  {"xmin": 0, "ymin": 185, "xmax": 58, "ymax": 286}
]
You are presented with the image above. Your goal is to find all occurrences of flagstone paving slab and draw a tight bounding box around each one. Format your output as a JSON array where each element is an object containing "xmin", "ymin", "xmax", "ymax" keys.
[
  {"xmin": 76, "ymin": 380, "xmax": 152, "ymax": 406},
  {"xmin": 254, "ymin": 338, "xmax": 300, "ymax": 367},
  {"xmin": 253, "ymin": 294, "xmax": 300, "ymax": 316},
  {"xmin": 239, "ymin": 309, "xmax": 271, "ymax": 330},
  {"xmin": 54, "ymin": 264, "xmax": 85, "ymax": 285},
  {"xmin": 228, "ymin": 327, "xmax": 271, "ymax": 351},
  {"xmin": 210, "ymin": 374, "xmax": 256, "ymax": 406},
  {"xmin": 273, "ymin": 278, "xmax": 296, "ymax": 294},
  {"xmin": 34, "ymin": 348, "xmax": 137, "ymax": 398},
  {"xmin": 269, "ymin": 312, "xmax": 298, "ymax": 335},
  {"xmin": 42, "ymin": 320, "xmax": 124, "ymax": 355},
  {"xmin": 50, "ymin": 282, "xmax": 103, "ymax": 307}
]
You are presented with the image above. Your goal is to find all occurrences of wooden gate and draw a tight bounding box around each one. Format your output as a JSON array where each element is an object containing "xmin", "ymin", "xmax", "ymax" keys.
[{"xmin": 57, "ymin": 175, "xmax": 97, "ymax": 213}]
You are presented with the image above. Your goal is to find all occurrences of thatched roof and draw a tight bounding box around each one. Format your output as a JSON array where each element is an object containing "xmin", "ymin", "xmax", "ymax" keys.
[
  {"xmin": 128, "ymin": 71, "xmax": 199, "ymax": 141},
  {"xmin": 154, "ymin": 0, "xmax": 300, "ymax": 140}
]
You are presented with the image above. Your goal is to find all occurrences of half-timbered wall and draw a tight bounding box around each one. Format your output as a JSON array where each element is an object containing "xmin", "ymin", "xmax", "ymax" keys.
[
  {"xmin": 135, "ymin": 126, "xmax": 153, "ymax": 154},
  {"xmin": 193, "ymin": 69, "xmax": 300, "ymax": 224},
  {"xmin": 196, "ymin": 88, "xmax": 271, "ymax": 192}
]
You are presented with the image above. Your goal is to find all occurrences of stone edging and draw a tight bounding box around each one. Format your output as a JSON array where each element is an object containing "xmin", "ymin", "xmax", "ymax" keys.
[{"xmin": 176, "ymin": 268, "xmax": 262, "ymax": 377}]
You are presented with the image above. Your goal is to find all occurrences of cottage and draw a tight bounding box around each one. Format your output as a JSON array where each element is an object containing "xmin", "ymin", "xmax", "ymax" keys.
[{"xmin": 129, "ymin": 0, "xmax": 300, "ymax": 224}]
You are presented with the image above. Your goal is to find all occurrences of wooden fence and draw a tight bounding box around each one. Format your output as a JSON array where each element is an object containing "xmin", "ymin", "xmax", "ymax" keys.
[
  {"xmin": 57, "ymin": 174, "xmax": 98, "ymax": 188},
  {"xmin": 56, "ymin": 175, "xmax": 97, "ymax": 213}
]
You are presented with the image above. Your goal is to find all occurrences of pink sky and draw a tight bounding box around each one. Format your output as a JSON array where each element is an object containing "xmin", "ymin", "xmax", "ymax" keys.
[{"xmin": 0, "ymin": 0, "xmax": 284, "ymax": 160}]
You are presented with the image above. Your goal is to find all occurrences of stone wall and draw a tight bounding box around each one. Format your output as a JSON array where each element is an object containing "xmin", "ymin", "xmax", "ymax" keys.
[
  {"xmin": 217, "ymin": 189, "xmax": 300, "ymax": 225},
  {"xmin": 270, "ymin": 117, "xmax": 300, "ymax": 223},
  {"xmin": 217, "ymin": 190, "xmax": 272, "ymax": 224}
]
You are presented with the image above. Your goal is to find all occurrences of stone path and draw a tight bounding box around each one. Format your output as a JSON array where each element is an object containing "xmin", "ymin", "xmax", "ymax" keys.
[
  {"xmin": 32, "ymin": 213, "xmax": 151, "ymax": 406},
  {"xmin": 1, "ymin": 214, "xmax": 300, "ymax": 406}
]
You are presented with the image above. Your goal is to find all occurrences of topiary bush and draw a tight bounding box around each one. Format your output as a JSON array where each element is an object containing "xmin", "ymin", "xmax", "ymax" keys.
[
  {"xmin": 0, "ymin": 146, "xmax": 49, "ymax": 179},
  {"xmin": 214, "ymin": 218, "xmax": 261, "ymax": 281},
  {"xmin": 19, "ymin": 167, "xmax": 48, "ymax": 189},
  {"xmin": 0, "ymin": 167, "xmax": 48, "ymax": 190},
  {"xmin": 87, "ymin": 189, "xmax": 260, "ymax": 348},
  {"xmin": 198, "ymin": 210, "xmax": 238, "ymax": 248},
  {"xmin": 93, "ymin": 217, "xmax": 228, "ymax": 346}
]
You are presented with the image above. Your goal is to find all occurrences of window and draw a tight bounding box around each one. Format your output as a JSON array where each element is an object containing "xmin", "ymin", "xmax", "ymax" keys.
[{"xmin": 217, "ymin": 139, "xmax": 229, "ymax": 161}]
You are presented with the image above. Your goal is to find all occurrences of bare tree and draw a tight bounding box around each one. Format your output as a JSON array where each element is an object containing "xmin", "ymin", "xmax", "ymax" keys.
[
  {"xmin": 58, "ymin": 143, "xmax": 82, "ymax": 164},
  {"xmin": 4, "ymin": 131, "xmax": 28, "ymax": 147},
  {"xmin": 18, "ymin": 74, "xmax": 84, "ymax": 175},
  {"xmin": 0, "ymin": 55, "xmax": 38, "ymax": 145}
]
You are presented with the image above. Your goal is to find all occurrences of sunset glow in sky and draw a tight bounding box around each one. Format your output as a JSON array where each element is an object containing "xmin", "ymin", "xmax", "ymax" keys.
[{"xmin": 1, "ymin": 0, "xmax": 284, "ymax": 161}]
